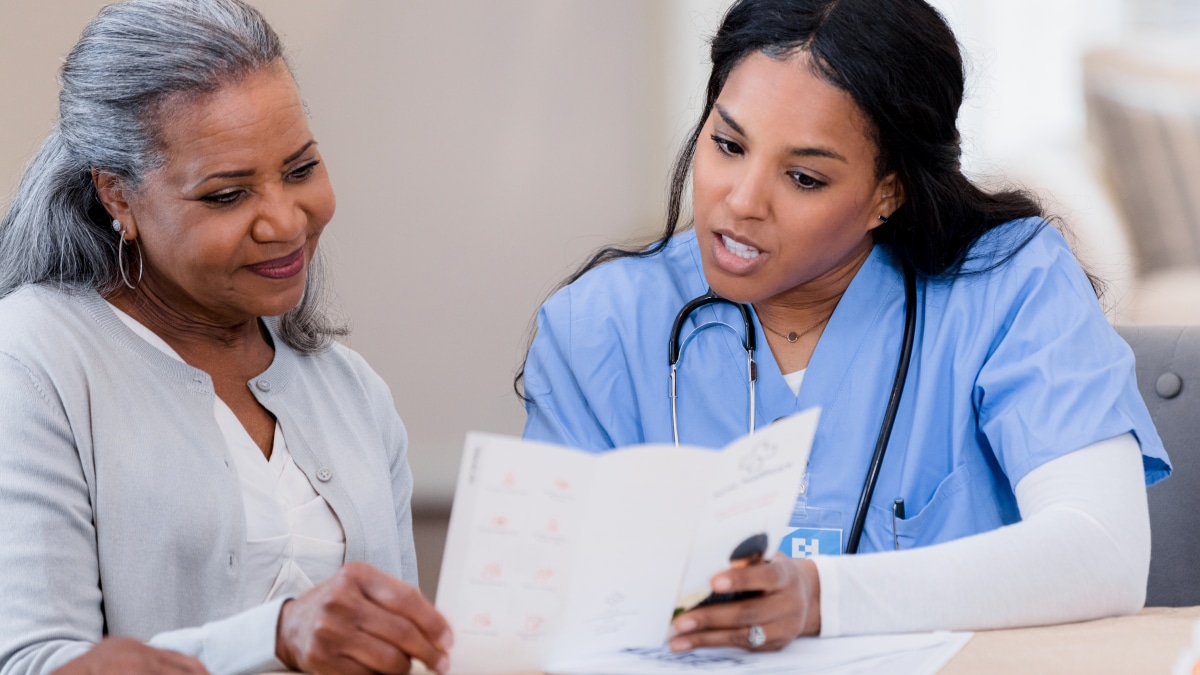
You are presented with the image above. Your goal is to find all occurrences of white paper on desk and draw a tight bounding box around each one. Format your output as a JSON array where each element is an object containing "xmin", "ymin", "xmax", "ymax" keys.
[
  {"xmin": 550, "ymin": 631, "xmax": 973, "ymax": 675},
  {"xmin": 436, "ymin": 409, "xmax": 820, "ymax": 675}
]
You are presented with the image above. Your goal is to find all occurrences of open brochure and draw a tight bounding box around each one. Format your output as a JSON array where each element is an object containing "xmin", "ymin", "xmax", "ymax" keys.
[{"xmin": 435, "ymin": 409, "xmax": 820, "ymax": 674}]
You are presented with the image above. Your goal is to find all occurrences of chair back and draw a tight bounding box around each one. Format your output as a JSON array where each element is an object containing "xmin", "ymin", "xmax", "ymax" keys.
[{"xmin": 1117, "ymin": 325, "xmax": 1200, "ymax": 606}]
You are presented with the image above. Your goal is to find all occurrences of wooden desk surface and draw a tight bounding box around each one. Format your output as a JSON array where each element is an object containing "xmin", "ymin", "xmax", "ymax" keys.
[
  {"xmin": 306, "ymin": 606, "xmax": 1200, "ymax": 675},
  {"xmin": 939, "ymin": 606, "xmax": 1200, "ymax": 674}
]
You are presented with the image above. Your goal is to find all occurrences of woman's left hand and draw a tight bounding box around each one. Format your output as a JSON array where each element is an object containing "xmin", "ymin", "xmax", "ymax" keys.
[{"xmin": 670, "ymin": 557, "xmax": 821, "ymax": 652}]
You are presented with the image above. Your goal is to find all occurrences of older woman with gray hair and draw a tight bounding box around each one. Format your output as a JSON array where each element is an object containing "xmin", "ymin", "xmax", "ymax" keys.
[{"xmin": 0, "ymin": 1, "xmax": 450, "ymax": 674}]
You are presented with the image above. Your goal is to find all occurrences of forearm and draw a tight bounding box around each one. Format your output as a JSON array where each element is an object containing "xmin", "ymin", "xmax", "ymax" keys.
[{"xmin": 814, "ymin": 434, "xmax": 1149, "ymax": 636}]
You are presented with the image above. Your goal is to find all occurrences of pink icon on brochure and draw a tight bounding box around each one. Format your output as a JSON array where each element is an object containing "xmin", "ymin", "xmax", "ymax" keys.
[
  {"xmin": 492, "ymin": 515, "xmax": 509, "ymax": 528},
  {"xmin": 534, "ymin": 567, "xmax": 555, "ymax": 584},
  {"xmin": 546, "ymin": 518, "xmax": 559, "ymax": 534},
  {"xmin": 502, "ymin": 472, "xmax": 516, "ymax": 488},
  {"xmin": 481, "ymin": 562, "xmax": 503, "ymax": 581},
  {"xmin": 472, "ymin": 612, "xmax": 492, "ymax": 628},
  {"xmin": 553, "ymin": 478, "xmax": 570, "ymax": 491},
  {"xmin": 523, "ymin": 614, "xmax": 545, "ymax": 633}
]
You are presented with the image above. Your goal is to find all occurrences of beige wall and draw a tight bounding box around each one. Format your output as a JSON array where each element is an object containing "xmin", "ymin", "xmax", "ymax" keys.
[{"xmin": 1, "ymin": 1, "xmax": 685, "ymax": 506}]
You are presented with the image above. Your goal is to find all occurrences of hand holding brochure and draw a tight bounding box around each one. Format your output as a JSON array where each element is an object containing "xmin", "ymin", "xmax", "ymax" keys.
[{"xmin": 435, "ymin": 409, "xmax": 820, "ymax": 674}]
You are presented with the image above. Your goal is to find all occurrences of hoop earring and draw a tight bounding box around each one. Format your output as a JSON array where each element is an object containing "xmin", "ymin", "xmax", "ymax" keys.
[{"xmin": 117, "ymin": 234, "xmax": 143, "ymax": 290}]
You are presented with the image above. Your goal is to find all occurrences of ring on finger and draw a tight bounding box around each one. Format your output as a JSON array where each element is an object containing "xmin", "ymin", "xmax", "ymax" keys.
[{"xmin": 748, "ymin": 624, "xmax": 766, "ymax": 648}]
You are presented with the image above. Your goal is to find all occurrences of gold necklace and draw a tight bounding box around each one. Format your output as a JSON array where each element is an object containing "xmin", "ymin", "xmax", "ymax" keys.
[{"xmin": 757, "ymin": 313, "xmax": 830, "ymax": 344}]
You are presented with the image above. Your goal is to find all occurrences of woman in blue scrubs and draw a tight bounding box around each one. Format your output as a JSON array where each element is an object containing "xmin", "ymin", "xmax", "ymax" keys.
[{"xmin": 520, "ymin": 0, "xmax": 1169, "ymax": 652}]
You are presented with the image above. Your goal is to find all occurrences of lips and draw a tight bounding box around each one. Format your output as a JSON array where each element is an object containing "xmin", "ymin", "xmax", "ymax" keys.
[
  {"xmin": 710, "ymin": 231, "xmax": 767, "ymax": 275},
  {"xmin": 246, "ymin": 247, "xmax": 305, "ymax": 279}
]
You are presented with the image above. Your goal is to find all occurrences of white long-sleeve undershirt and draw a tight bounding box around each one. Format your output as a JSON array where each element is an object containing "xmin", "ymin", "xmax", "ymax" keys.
[{"xmin": 812, "ymin": 433, "xmax": 1150, "ymax": 636}]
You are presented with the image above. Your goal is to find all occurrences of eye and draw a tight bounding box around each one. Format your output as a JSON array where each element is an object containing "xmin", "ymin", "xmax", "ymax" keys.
[
  {"xmin": 200, "ymin": 190, "xmax": 245, "ymax": 206},
  {"xmin": 788, "ymin": 171, "xmax": 825, "ymax": 190},
  {"xmin": 287, "ymin": 160, "xmax": 321, "ymax": 182},
  {"xmin": 710, "ymin": 135, "xmax": 744, "ymax": 157}
]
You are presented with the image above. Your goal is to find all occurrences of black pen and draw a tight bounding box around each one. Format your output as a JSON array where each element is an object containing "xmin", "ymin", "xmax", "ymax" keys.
[{"xmin": 892, "ymin": 499, "xmax": 905, "ymax": 550}]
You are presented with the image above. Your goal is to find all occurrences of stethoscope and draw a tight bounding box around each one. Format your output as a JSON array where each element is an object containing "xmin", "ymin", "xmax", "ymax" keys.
[{"xmin": 667, "ymin": 261, "xmax": 918, "ymax": 554}]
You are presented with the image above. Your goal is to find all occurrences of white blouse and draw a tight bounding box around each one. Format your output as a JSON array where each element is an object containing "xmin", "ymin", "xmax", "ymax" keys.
[
  {"xmin": 108, "ymin": 303, "xmax": 345, "ymax": 606},
  {"xmin": 782, "ymin": 368, "xmax": 807, "ymax": 396}
]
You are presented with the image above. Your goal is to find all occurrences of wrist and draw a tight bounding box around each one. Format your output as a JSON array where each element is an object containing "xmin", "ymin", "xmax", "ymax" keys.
[
  {"xmin": 796, "ymin": 558, "xmax": 822, "ymax": 635},
  {"xmin": 275, "ymin": 598, "xmax": 297, "ymax": 670}
]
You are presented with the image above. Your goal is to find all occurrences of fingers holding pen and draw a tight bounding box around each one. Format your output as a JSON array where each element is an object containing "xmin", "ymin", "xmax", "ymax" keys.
[
  {"xmin": 670, "ymin": 592, "xmax": 796, "ymax": 652},
  {"xmin": 670, "ymin": 557, "xmax": 821, "ymax": 652}
]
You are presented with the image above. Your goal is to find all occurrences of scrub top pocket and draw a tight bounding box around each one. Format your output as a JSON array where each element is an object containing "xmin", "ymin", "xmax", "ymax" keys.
[{"xmin": 867, "ymin": 462, "xmax": 1007, "ymax": 551}]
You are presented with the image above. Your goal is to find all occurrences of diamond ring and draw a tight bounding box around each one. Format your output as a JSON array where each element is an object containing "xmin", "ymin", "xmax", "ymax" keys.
[{"xmin": 748, "ymin": 624, "xmax": 766, "ymax": 647}]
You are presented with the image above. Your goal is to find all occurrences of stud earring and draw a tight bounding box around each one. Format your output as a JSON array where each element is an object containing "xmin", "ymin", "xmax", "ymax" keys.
[
  {"xmin": 112, "ymin": 219, "xmax": 122, "ymax": 232},
  {"xmin": 878, "ymin": 214, "xmax": 889, "ymax": 224}
]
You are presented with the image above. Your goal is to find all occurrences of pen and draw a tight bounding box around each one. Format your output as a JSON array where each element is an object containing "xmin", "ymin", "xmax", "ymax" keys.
[{"xmin": 892, "ymin": 499, "xmax": 905, "ymax": 550}]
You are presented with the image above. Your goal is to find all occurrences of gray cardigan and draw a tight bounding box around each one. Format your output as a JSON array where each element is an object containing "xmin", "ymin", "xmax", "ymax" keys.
[{"xmin": 0, "ymin": 286, "xmax": 418, "ymax": 675}]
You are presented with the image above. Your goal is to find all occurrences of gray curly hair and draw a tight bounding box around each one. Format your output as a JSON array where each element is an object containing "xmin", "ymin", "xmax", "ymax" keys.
[{"xmin": 0, "ymin": 0, "xmax": 345, "ymax": 353}]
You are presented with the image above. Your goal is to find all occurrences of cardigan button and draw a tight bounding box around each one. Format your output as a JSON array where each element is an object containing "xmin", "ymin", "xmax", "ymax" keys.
[
  {"xmin": 1156, "ymin": 372, "xmax": 1183, "ymax": 399},
  {"xmin": 317, "ymin": 468, "xmax": 333, "ymax": 482},
  {"xmin": 255, "ymin": 379, "xmax": 272, "ymax": 392}
]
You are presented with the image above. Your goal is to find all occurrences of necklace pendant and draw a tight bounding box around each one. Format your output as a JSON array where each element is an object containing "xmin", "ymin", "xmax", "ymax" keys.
[{"xmin": 786, "ymin": 331, "xmax": 799, "ymax": 342}]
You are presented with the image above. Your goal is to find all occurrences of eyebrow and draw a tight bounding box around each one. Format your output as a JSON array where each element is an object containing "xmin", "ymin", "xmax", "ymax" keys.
[
  {"xmin": 715, "ymin": 105, "xmax": 747, "ymax": 137},
  {"xmin": 714, "ymin": 104, "xmax": 847, "ymax": 163},
  {"xmin": 192, "ymin": 140, "xmax": 318, "ymax": 187},
  {"xmin": 283, "ymin": 140, "xmax": 318, "ymax": 164}
]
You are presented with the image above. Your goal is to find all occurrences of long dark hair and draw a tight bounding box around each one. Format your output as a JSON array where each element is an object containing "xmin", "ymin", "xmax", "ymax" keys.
[{"xmin": 516, "ymin": 0, "xmax": 1051, "ymax": 398}]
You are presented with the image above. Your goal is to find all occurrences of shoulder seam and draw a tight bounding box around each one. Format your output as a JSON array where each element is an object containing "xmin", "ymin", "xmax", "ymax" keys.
[{"xmin": 0, "ymin": 350, "xmax": 54, "ymax": 409}]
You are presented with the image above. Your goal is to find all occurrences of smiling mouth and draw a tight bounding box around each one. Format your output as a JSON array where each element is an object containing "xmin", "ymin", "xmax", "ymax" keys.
[
  {"xmin": 246, "ymin": 247, "xmax": 305, "ymax": 279},
  {"xmin": 721, "ymin": 234, "xmax": 761, "ymax": 260}
]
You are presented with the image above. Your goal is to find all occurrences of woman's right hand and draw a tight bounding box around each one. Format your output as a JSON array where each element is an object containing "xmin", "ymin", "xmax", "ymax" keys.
[
  {"xmin": 276, "ymin": 561, "xmax": 453, "ymax": 675},
  {"xmin": 52, "ymin": 637, "xmax": 208, "ymax": 674}
]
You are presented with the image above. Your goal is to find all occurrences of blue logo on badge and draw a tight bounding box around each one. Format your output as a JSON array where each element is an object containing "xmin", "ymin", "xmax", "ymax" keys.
[{"xmin": 779, "ymin": 527, "xmax": 843, "ymax": 558}]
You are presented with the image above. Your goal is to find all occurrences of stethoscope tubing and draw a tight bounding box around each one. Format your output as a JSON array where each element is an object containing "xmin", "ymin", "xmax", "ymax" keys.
[
  {"xmin": 668, "ymin": 262, "xmax": 918, "ymax": 555},
  {"xmin": 670, "ymin": 291, "xmax": 757, "ymax": 446},
  {"xmin": 845, "ymin": 261, "xmax": 918, "ymax": 554}
]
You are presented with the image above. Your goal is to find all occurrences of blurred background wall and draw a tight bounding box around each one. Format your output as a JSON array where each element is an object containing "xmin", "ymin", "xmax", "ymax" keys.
[
  {"xmin": 3, "ymin": 0, "xmax": 1198, "ymax": 596},
  {"xmin": 2, "ymin": 0, "xmax": 677, "ymax": 510}
]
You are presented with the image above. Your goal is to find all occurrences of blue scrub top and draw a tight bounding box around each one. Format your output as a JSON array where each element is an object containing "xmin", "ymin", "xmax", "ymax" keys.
[{"xmin": 522, "ymin": 218, "xmax": 1170, "ymax": 554}]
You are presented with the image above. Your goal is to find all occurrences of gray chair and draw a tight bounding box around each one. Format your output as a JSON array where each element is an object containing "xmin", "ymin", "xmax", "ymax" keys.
[{"xmin": 1117, "ymin": 325, "xmax": 1200, "ymax": 606}]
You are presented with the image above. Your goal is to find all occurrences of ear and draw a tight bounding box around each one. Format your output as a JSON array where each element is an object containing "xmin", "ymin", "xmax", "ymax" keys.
[
  {"xmin": 91, "ymin": 169, "xmax": 138, "ymax": 239},
  {"xmin": 867, "ymin": 172, "xmax": 905, "ymax": 232}
]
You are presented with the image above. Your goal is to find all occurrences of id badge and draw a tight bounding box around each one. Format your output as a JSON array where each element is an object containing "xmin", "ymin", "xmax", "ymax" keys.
[{"xmin": 778, "ymin": 480, "xmax": 843, "ymax": 558}]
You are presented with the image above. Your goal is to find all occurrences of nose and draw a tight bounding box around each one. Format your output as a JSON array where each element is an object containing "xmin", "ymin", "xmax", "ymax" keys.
[
  {"xmin": 725, "ymin": 160, "xmax": 771, "ymax": 222},
  {"xmin": 251, "ymin": 181, "xmax": 307, "ymax": 243}
]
